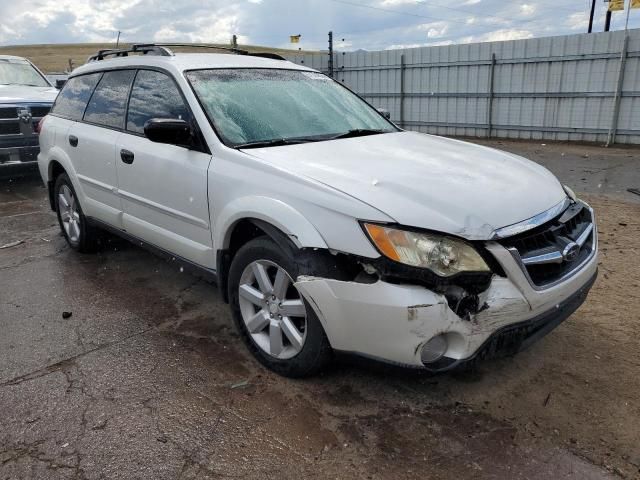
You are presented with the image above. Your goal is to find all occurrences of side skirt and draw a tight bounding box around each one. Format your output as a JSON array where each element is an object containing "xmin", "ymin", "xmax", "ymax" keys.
[{"xmin": 86, "ymin": 217, "xmax": 218, "ymax": 284}]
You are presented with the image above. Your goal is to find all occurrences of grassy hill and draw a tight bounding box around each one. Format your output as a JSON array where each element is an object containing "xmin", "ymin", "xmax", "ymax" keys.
[{"xmin": 0, "ymin": 43, "xmax": 322, "ymax": 73}]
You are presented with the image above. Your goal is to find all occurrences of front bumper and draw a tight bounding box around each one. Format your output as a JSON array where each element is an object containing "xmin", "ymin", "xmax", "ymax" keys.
[
  {"xmin": 0, "ymin": 145, "xmax": 39, "ymax": 164},
  {"xmin": 295, "ymin": 238, "xmax": 598, "ymax": 371}
]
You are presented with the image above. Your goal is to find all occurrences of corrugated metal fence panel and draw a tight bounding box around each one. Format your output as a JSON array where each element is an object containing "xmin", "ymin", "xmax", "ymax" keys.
[{"xmin": 285, "ymin": 29, "xmax": 640, "ymax": 145}]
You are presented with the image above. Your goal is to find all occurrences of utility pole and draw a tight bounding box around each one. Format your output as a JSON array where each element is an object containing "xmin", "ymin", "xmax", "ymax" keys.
[
  {"xmin": 624, "ymin": 0, "xmax": 632, "ymax": 30},
  {"xmin": 328, "ymin": 31, "xmax": 334, "ymax": 78},
  {"xmin": 116, "ymin": 31, "xmax": 121, "ymax": 47},
  {"xmin": 588, "ymin": 0, "xmax": 596, "ymax": 32},
  {"xmin": 605, "ymin": 10, "xmax": 612, "ymax": 31}
]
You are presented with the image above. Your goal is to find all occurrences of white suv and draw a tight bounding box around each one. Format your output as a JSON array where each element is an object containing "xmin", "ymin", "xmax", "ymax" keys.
[{"xmin": 38, "ymin": 44, "xmax": 598, "ymax": 377}]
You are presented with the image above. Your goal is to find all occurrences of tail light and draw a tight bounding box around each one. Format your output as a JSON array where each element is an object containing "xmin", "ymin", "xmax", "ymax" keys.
[{"xmin": 35, "ymin": 116, "xmax": 46, "ymax": 134}]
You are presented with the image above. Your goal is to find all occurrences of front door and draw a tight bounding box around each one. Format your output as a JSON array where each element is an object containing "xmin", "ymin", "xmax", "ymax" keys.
[{"xmin": 115, "ymin": 69, "xmax": 213, "ymax": 268}]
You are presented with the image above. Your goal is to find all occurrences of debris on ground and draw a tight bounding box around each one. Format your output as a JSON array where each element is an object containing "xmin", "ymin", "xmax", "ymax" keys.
[
  {"xmin": 628, "ymin": 188, "xmax": 640, "ymax": 197},
  {"xmin": 230, "ymin": 379, "xmax": 251, "ymax": 389},
  {"xmin": 62, "ymin": 311, "xmax": 72, "ymax": 319},
  {"xmin": 0, "ymin": 240, "xmax": 23, "ymax": 249}
]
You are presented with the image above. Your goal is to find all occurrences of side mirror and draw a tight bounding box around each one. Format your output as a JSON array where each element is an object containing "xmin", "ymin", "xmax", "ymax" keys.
[
  {"xmin": 55, "ymin": 79, "xmax": 67, "ymax": 89},
  {"xmin": 144, "ymin": 118, "xmax": 192, "ymax": 147},
  {"xmin": 377, "ymin": 108, "xmax": 391, "ymax": 120}
]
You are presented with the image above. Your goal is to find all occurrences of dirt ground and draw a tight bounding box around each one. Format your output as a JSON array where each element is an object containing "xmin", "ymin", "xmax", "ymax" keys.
[{"xmin": 1, "ymin": 139, "xmax": 639, "ymax": 479}]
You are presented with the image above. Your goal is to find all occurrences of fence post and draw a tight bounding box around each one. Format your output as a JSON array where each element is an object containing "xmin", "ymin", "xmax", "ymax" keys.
[
  {"xmin": 606, "ymin": 34, "xmax": 629, "ymax": 146},
  {"xmin": 328, "ymin": 31, "xmax": 334, "ymax": 78},
  {"xmin": 400, "ymin": 54, "xmax": 406, "ymax": 128},
  {"xmin": 487, "ymin": 53, "xmax": 496, "ymax": 139}
]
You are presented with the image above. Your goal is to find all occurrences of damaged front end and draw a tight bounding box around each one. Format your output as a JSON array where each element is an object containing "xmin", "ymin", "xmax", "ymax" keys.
[{"xmin": 293, "ymin": 203, "xmax": 598, "ymax": 372}]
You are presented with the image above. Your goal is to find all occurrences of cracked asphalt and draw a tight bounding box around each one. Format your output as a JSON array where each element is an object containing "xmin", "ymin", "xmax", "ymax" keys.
[{"xmin": 1, "ymin": 140, "xmax": 639, "ymax": 479}]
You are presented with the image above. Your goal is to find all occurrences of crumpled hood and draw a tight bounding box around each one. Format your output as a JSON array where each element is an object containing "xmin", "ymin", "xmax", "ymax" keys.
[
  {"xmin": 244, "ymin": 131, "xmax": 567, "ymax": 240},
  {"xmin": 0, "ymin": 85, "xmax": 58, "ymax": 104}
]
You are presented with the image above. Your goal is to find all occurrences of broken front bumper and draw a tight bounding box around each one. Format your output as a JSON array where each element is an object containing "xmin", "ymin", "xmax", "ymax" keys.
[{"xmin": 295, "ymin": 241, "xmax": 598, "ymax": 371}]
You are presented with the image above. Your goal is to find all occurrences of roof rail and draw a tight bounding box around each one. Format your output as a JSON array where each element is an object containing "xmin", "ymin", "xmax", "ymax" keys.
[
  {"xmin": 87, "ymin": 44, "xmax": 173, "ymax": 62},
  {"xmin": 151, "ymin": 43, "xmax": 288, "ymax": 61},
  {"xmin": 86, "ymin": 43, "xmax": 287, "ymax": 63}
]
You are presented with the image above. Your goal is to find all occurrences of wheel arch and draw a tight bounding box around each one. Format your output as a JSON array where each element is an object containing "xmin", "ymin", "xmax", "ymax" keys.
[
  {"xmin": 43, "ymin": 147, "xmax": 77, "ymax": 211},
  {"xmin": 213, "ymin": 196, "xmax": 327, "ymax": 253},
  {"xmin": 214, "ymin": 197, "xmax": 329, "ymax": 303}
]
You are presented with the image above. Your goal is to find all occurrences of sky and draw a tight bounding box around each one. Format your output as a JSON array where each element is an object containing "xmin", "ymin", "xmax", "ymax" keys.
[{"xmin": 0, "ymin": 0, "xmax": 639, "ymax": 51}]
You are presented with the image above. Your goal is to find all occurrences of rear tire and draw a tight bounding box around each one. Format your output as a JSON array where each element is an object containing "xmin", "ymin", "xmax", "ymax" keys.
[
  {"xmin": 228, "ymin": 236, "xmax": 332, "ymax": 377},
  {"xmin": 54, "ymin": 173, "xmax": 98, "ymax": 253}
]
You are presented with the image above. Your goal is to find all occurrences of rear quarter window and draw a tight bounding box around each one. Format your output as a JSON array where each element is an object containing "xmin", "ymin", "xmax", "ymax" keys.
[
  {"xmin": 83, "ymin": 70, "xmax": 136, "ymax": 129},
  {"xmin": 51, "ymin": 73, "xmax": 102, "ymax": 121}
]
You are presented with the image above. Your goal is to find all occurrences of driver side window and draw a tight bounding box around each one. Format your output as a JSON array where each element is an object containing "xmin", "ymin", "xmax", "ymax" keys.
[{"xmin": 126, "ymin": 70, "xmax": 191, "ymax": 134}]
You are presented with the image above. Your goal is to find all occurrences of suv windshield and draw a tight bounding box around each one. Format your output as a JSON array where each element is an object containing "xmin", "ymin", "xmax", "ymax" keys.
[
  {"xmin": 0, "ymin": 58, "xmax": 50, "ymax": 87},
  {"xmin": 186, "ymin": 69, "xmax": 397, "ymax": 147}
]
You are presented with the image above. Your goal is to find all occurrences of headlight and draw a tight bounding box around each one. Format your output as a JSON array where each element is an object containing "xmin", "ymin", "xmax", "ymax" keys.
[
  {"xmin": 563, "ymin": 185, "xmax": 577, "ymax": 201},
  {"xmin": 363, "ymin": 223, "xmax": 490, "ymax": 276}
]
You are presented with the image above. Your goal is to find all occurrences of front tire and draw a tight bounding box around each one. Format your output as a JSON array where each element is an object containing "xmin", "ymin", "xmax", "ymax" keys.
[
  {"xmin": 54, "ymin": 173, "xmax": 98, "ymax": 253},
  {"xmin": 228, "ymin": 236, "xmax": 332, "ymax": 377}
]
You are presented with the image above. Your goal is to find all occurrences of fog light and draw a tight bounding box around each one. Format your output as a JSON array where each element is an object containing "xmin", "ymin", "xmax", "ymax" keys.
[{"xmin": 420, "ymin": 335, "xmax": 448, "ymax": 364}]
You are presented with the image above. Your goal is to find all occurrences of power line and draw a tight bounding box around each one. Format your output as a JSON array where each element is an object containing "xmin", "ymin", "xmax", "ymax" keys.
[
  {"xmin": 329, "ymin": 0, "xmax": 470, "ymax": 25},
  {"xmin": 413, "ymin": 0, "xmax": 574, "ymax": 29},
  {"xmin": 329, "ymin": 0, "xmax": 586, "ymax": 35}
]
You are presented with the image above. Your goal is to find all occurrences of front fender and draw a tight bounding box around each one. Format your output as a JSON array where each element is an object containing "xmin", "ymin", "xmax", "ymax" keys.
[{"xmin": 213, "ymin": 196, "xmax": 328, "ymax": 253}]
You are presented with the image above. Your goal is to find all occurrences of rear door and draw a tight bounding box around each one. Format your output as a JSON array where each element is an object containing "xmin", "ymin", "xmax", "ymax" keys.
[
  {"xmin": 116, "ymin": 69, "xmax": 214, "ymax": 267},
  {"xmin": 47, "ymin": 72, "xmax": 101, "ymax": 203},
  {"xmin": 68, "ymin": 70, "xmax": 136, "ymax": 228}
]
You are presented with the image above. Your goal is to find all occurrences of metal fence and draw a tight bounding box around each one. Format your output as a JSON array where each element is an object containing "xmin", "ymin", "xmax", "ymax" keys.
[{"xmin": 285, "ymin": 29, "xmax": 640, "ymax": 145}]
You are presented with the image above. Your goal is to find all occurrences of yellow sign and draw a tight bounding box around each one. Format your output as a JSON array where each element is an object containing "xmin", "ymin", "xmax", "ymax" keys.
[
  {"xmin": 609, "ymin": 0, "xmax": 624, "ymax": 11},
  {"xmin": 632, "ymin": 0, "xmax": 640, "ymax": 8},
  {"xmin": 290, "ymin": 35, "xmax": 301, "ymax": 44}
]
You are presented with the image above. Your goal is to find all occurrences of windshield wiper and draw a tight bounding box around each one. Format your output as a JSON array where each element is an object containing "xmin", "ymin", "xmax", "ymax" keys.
[
  {"xmin": 328, "ymin": 129, "xmax": 387, "ymax": 140},
  {"xmin": 234, "ymin": 137, "xmax": 322, "ymax": 149}
]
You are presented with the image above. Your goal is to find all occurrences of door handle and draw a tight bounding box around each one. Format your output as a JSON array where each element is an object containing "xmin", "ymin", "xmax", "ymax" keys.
[
  {"xmin": 68, "ymin": 135, "xmax": 78, "ymax": 147},
  {"xmin": 120, "ymin": 149, "xmax": 134, "ymax": 164}
]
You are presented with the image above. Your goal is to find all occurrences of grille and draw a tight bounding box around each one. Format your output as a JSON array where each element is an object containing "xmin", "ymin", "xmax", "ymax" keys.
[
  {"xmin": 30, "ymin": 106, "xmax": 51, "ymax": 118},
  {"xmin": 499, "ymin": 202, "xmax": 595, "ymax": 287},
  {"xmin": 0, "ymin": 107, "xmax": 17, "ymax": 120},
  {"xmin": 0, "ymin": 123, "xmax": 20, "ymax": 135},
  {"xmin": 0, "ymin": 104, "xmax": 51, "ymax": 138}
]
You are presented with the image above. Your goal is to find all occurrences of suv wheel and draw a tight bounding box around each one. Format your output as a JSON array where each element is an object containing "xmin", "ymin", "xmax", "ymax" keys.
[
  {"xmin": 228, "ymin": 236, "xmax": 332, "ymax": 377},
  {"xmin": 54, "ymin": 173, "xmax": 98, "ymax": 253}
]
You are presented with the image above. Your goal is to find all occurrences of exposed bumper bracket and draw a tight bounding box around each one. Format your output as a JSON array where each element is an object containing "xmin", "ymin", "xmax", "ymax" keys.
[{"xmin": 425, "ymin": 269, "xmax": 598, "ymax": 372}]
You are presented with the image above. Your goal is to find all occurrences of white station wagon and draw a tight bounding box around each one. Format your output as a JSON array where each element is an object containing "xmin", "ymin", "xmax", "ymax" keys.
[{"xmin": 38, "ymin": 44, "xmax": 598, "ymax": 377}]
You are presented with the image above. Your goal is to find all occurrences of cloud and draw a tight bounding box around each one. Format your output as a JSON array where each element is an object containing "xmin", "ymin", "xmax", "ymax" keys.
[
  {"xmin": 417, "ymin": 21, "xmax": 449, "ymax": 39},
  {"xmin": 380, "ymin": 0, "xmax": 422, "ymax": 5},
  {"xmin": 481, "ymin": 29, "xmax": 534, "ymax": 42},
  {"xmin": 567, "ymin": 12, "xmax": 589, "ymax": 31},
  {"xmin": 0, "ymin": 0, "xmax": 637, "ymax": 51},
  {"xmin": 520, "ymin": 4, "xmax": 536, "ymax": 16}
]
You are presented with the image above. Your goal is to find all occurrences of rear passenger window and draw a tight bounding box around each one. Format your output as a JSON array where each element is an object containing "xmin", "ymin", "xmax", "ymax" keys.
[
  {"xmin": 126, "ymin": 70, "xmax": 191, "ymax": 134},
  {"xmin": 51, "ymin": 73, "xmax": 101, "ymax": 121},
  {"xmin": 84, "ymin": 70, "xmax": 135, "ymax": 129}
]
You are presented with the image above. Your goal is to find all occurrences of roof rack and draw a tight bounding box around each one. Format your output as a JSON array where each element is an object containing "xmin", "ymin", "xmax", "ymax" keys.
[
  {"xmin": 87, "ymin": 43, "xmax": 287, "ymax": 63},
  {"xmin": 87, "ymin": 44, "xmax": 173, "ymax": 62}
]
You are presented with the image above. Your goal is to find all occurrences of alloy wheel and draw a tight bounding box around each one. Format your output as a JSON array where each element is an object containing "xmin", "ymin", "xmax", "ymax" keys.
[
  {"xmin": 58, "ymin": 184, "xmax": 81, "ymax": 243},
  {"xmin": 238, "ymin": 260, "xmax": 307, "ymax": 359}
]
